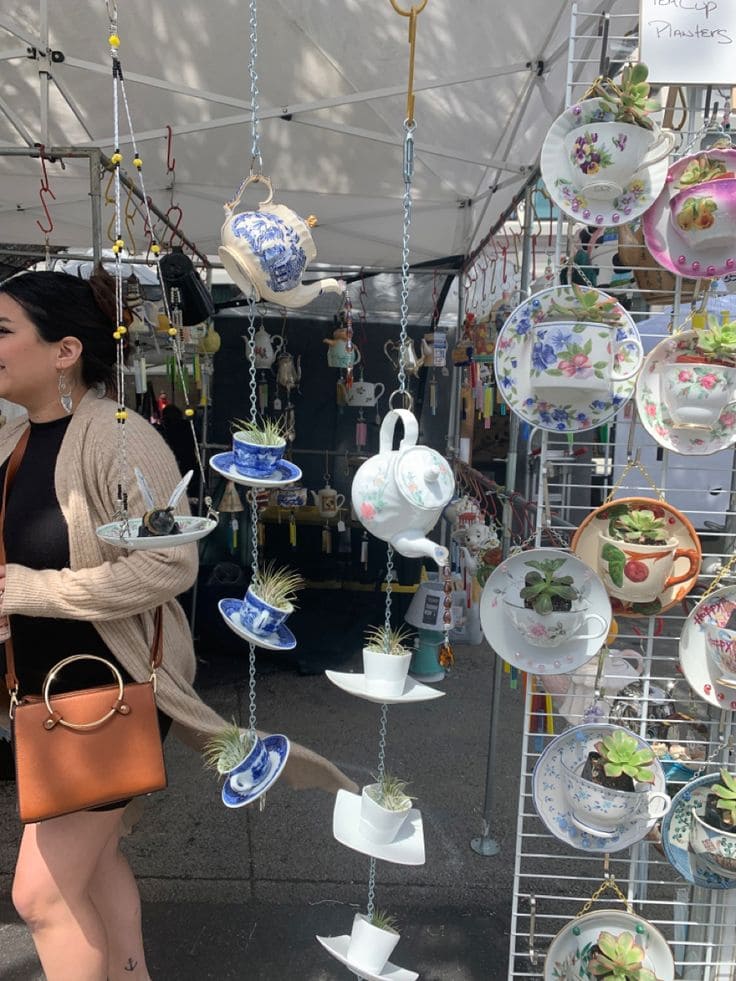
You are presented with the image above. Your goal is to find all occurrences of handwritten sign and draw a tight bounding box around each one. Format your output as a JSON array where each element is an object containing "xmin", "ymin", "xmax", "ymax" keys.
[{"xmin": 639, "ymin": 0, "xmax": 736, "ymax": 84}]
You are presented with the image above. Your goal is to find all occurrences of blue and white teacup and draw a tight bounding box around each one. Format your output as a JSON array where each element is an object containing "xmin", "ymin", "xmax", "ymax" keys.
[
  {"xmin": 561, "ymin": 761, "xmax": 670, "ymax": 836},
  {"xmin": 239, "ymin": 586, "xmax": 291, "ymax": 636},
  {"xmin": 228, "ymin": 736, "xmax": 272, "ymax": 795},
  {"xmin": 232, "ymin": 431, "xmax": 285, "ymax": 477}
]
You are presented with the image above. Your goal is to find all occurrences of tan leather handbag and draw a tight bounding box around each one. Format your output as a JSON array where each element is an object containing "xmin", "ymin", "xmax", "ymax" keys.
[{"xmin": 3, "ymin": 430, "xmax": 167, "ymax": 823}]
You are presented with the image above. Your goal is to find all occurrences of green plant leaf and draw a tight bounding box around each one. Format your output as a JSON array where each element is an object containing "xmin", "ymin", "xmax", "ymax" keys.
[
  {"xmin": 535, "ymin": 593, "xmax": 553, "ymax": 615},
  {"xmin": 630, "ymin": 62, "xmax": 649, "ymax": 84},
  {"xmin": 601, "ymin": 542, "xmax": 625, "ymax": 587}
]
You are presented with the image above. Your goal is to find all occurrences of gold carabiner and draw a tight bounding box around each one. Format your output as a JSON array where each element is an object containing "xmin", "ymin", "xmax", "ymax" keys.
[{"xmin": 389, "ymin": 0, "xmax": 429, "ymax": 125}]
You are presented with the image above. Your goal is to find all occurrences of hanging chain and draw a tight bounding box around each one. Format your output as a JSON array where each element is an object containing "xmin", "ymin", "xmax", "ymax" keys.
[
  {"xmin": 576, "ymin": 875, "xmax": 633, "ymax": 917},
  {"xmin": 248, "ymin": 0, "xmax": 262, "ymax": 174},
  {"xmin": 397, "ymin": 121, "xmax": 415, "ymax": 397},
  {"xmin": 246, "ymin": 301, "xmax": 260, "ymax": 734},
  {"xmin": 366, "ymin": 700, "xmax": 389, "ymax": 921}
]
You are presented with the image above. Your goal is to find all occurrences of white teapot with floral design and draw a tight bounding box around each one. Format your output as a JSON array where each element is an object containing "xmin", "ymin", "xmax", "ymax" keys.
[{"xmin": 351, "ymin": 409, "xmax": 454, "ymax": 567}]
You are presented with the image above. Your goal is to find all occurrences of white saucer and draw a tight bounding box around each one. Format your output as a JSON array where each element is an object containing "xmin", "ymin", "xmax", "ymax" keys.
[
  {"xmin": 316, "ymin": 935, "xmax": 418, "ymax": 981},
  {"xmin": 325, "ymin": 670, "xmax": 444, "ymax": 704},
  {"xmin": 221, "ymin": 735, "xmax": 290, "ymax": 809},
  {"xmin": 332, "ymin": 790, "xmax": 425, "ymax": 865},
  {"xmin": 541, "ymin": 98, "xmax": 670, "ymax": 227},
  {"xmin": 479, "ymin": 548, "xmax": 611, "ymax": 675},
  {"xmin": 679, "ymin": 584, "xmax": 736, "ymax": 710},
  {"xmin": 532, "ymin": 723, "xmax": 668, "ymax": 853},
  {"xmin": 218, "ymin": 599, "xmax": 297, "ymax": 651},
  {"xmin": 209, "ymin": 452, "xmax": 302, "ymax": 488},
  {"xmin": 493, "ymin": 285, "xmax": 641, "ymax": 433},
  {"xmin": 96, "ymin": 516, "xmax": 217, "ymax": 550},
  {"xmin": 636, "ymin": 331, "xmax": 736, "ymax": 456}
]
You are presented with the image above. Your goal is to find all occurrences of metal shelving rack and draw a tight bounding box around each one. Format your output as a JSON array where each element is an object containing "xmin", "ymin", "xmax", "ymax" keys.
[{"xmin": 506, "ymin": 3, "xmax": 736, "ymax": 977}]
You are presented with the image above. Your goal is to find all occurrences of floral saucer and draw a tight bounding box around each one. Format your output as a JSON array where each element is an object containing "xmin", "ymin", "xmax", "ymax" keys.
[
  {"xmin": 479, "ymin": 548, "xmax": 611, "ymax": 675},
  {"xmin": 218, "ymin": 598, "xmax": 297, "ymax": 651},
  {"xmin": 96, "ymin": 516, "xmax": 217, "ymax": 551},
  {"xmin": 532, "ymin": 723, "xmax": 669, "ymax": 854},
  {"xmin": 642, "ymin": 148, "xmax": 736, "ymax": 279},
  {"xmin": 662, "ymin": 773, "xmax": 736, "ymax": 889},
  {"xmin": 324, "ymin": 670, "xmax": 444, "ymax": 704},
  {"xmin": 679, "ymin": 584, "xmax": 736, "ymax": 710},
  {"xmin": 209, "ymin": 452, "xmax": 302, "ymax": 488},
  {"xmin": 544, "ymin": 909, "xmax": 674, "ymax": 980},
  {"xmin": 315, "ymin": 935, "xmax": 418, "ymax": 981},
  {"xmin": 636, "ymin": 331, "xmax": 736, "ymax": 456},
  {"xmin": 332, "ymin": 789, "xmax": 425, "ymax": 865},
  {"xmin": 221, "ymin": 734, "xmax": 290, "ymax": 809},
  {"xmin": 494, "ymin": 285, "xmax": 641, "ymax": 433},
  {"xmin": 541, "ymin": 98, "xmax": 671, "ymax": 226}
]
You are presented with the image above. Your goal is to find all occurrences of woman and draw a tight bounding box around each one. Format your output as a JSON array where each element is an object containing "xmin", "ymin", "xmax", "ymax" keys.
[{"xmin": 0, "ymin": 269, "xmax": 353, "ymax": 981}]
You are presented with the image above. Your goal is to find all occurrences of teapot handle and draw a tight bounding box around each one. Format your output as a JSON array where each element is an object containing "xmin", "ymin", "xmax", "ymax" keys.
[
  {"xmin": 379, "ymin": 409, "xmax": 419, "ymax": 454},
  {"xmin": 224, "ymin": 173, "xmax": 275, "ymax": 216}
]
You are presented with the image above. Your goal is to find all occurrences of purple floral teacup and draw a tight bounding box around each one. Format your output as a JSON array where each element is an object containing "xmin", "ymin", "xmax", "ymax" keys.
[{"xmin": 563, "ymin": 123, "xmax": 675, "ymax": 198}]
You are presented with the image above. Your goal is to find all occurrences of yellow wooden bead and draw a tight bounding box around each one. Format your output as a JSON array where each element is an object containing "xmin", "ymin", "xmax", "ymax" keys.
[
  {"xmin": 110, "ymin": 152, "xmax": 122, "ymax": 165},
  {"xmin": 115, "ymin": 409, "xmax": 127, "ymax": 421},
  {"xmin": 606, "ymin": 618, "xmax": 619, "ymax": 646},
  {"xmin": 184, "ymin": 408, "xmax": 195, "ymax": 418},
  {"xmin": 133, "ymin": 157, "xmax": 142, "ymax": 169},
  {"xmin": 108, "ymin": 34, "xmax": 120, "ymax": 48},
  {"xmin": 117, "ymin": 325, "xmax": 127, "ymax": 335},
  {"xmin": 168, "ymin": 327, "xmax": 179, "ymax": 337},
  {"xmin": 151, "ymin": 243, "xmax": 161, "ymax": 255},
  {"xmin": 113, "ymin": 330, "xmax": 122, "ymax": 340}
]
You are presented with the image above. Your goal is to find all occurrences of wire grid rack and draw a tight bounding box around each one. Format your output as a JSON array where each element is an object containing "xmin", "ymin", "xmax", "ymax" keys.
[{"xmin": 505, "ymin": 2, "xmax": 736, "ymax": 978}]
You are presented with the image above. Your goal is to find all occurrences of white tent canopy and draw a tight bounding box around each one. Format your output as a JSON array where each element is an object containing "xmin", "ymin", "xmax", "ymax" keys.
[{"xmin": 0, "ymin": 1, "xmax": 636, "ymax": 271}]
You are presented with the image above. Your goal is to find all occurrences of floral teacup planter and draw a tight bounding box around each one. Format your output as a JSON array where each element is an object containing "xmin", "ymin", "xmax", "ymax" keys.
[
  {"xmin": 239, "ymin": 587, "xmax": 292, "ymax": 637},
  {"xmin": 597, "ymin": 532, "xmax": 699, "ymax": 604},
  {"xmin": 232, "ymin": 431, "xmax": 286, "ymax": 477},
  {"xmin": 670, "ymin": 178, "xmax": 736, "ymax": 251},
  {"xmin": 661, "ymin": 362, "xmax": 736, "ymax": 429},
  {"xmin": 530, "ymin": 321, "xmax": 642, "ymax": 394},
  {"xmin": 689, "ymin": 809, "xmax": 736, "ymax": 878},
  {"xmin": 503, "ymin": 594, "xmax": 607, "ymax": 648},
  {"xmin": 704, "ymin": 624, "xmax": 736, "ymax": 686},
  {"xmin": 561, "ymin": 762, "xmax": 671, "ymax": 836},
  {"xmin": 563, "ymin": 121, "xmax": 675, "ymax": 198}
]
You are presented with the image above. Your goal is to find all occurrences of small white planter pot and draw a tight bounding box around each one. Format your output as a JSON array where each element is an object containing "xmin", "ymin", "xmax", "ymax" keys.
[
  {"xmin": 346, "ymin": 913, "xmax": 400, "ymax": 975},
  {"xmin": 358, "ymin": 783, "xmax": 411, "ymax": 844},
  {"xmin": 362, "ymin": 647, "xmax": 413, "ymax": 697}
]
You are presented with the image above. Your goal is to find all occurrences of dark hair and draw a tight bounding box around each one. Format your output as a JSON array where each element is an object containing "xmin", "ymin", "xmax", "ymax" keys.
[{"xmin": 0, "ymin": 268, "xmax": 119, "ymax": 388}]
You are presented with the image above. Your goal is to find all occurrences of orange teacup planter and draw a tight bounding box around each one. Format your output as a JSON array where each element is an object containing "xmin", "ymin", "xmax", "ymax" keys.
[{"xmin": 572, "ymin": 497, "xmax": 701, "ymax": 617}]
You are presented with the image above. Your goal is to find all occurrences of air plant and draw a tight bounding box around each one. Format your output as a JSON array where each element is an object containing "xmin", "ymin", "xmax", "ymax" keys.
[
  {"xmin": 588, "ymin": 931, "xmax": 659, "ymax": 980},
  {"xmin": 520, "ymin": 558, "xmax": 579, "ymax": 615},
  {"xmin": 595, "ymin": 731, "xmax": 656, "ymax": 784},
  {"xmin": 367, "ymin": 772, "xmax": 414, "ymax": 812},
  {"xmin": 232, "ymin": 416, "xmax": 287, "ymax": 446},
  {"xmin": 369, "ymin": 909, "xmax": 399, "ymax": 934},
  {"xmin": 364, "ymin": 624, "xmax": 414, "ymax": 656},
  {"xmin": 596, "ymin": 62, "xmax": 661, "ymax": 131},
  {"xmin": 202, "ymin": 723, "xmax": 255, "ymax": 776},
  {"xmin": 250, "ymin": 561, "xmax": 304, "ymax": 611},
  {"xmin": 610, "ymin": 508, "xmax": 669, "ymax": 546}
]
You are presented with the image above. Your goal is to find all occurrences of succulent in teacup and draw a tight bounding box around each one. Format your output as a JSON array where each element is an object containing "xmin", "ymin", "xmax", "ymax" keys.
[
  {"xmin": 369, "ymin": 908, "xmax": 399, "ymax": 933},
  {"xmin": 713, "ymin": 769, "xmax": 736, "ymax": 826},
  {"xmin": 547, "ymin": 284, "xmax": 622, "ymax": 326},
  {"xmin": 202, "ymin": 722, "xmax": 255, "ymax": 776},
  {"xmin": 520, "ymin": 558, "xmax": 579, "ymax": 615},
  {"xmin": 588, "ymin": 930, "xmax": 659, "ymax": 980},
  {"xmin": 609, "ymin": 507, "xmax": 668, "ymax": 546},
  {"xmin": 250, "ymin": 561, "xmax": 304, "ymax": 610},
  {"xmin": 677, "ymin": 153, "xmax": 735, "ymax": 188},
  {"xmin": 232, "ymin": 416, "xmax": 287, "ymax": 446},
  {"xmin": 694, "ymin": 318, "xmax": 736, "ymax": 366},
  {"xmin": 595, "ymin": 730, "xmax": 656, "ymax": 784},
  {"xmin": 367, "ymin": 772, "xmax": 414, "ymax": 811},
  {"xmin": 596, "ymin": 62, "xmax": 661, "ymax": 131},
  {"xmin": 364, "ymin": 624, "xmax": 414, "ymax": 656}
]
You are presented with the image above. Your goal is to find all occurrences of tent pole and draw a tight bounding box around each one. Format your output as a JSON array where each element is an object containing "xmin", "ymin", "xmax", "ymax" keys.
[{"xmin": 89, "ymin": 148, "xmax": 103, "ymax": 265}]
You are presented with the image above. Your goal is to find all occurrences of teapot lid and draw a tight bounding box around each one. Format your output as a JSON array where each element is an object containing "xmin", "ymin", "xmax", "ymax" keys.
[{"xmin": 396, "ymin": 446, "xmax": 454, "ymax": 511}]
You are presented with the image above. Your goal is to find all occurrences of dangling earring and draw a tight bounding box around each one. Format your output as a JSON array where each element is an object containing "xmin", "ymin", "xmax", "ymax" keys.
[{"xmin": 58, "ymin": 371, "xmax": 73, "ymax": 414}]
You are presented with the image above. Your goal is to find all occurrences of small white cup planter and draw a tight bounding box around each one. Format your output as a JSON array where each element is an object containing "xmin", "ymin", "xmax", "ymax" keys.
[
  {"xmin": 347, "ymin": 913, "xmax": 400, "ymax": 975},
  {"xmin": 362, "ymin": 647, "xmax": 413, "ymax": 697},
  {"xmin": 358, "ymin": 783, "xmax": 412, "ymax": 844}
]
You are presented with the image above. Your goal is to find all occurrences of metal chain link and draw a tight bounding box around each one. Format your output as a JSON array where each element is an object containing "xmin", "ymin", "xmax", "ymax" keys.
[
  {"xmin": 575, "ymin": 876, "xmax": 633, "ymax": 917},
  {"xmin": 366, "ymin": 701, "xmax": 389, "ymax": 922},
  {"xmin": 246, "ymin": 302, "xmax": 259, "ymax": 734},
  {"xmin": 248, "ymin": 0, "xmax": 262, "ymax": 173},
  {"xmin": 384, "ymin": 544, "xmax": 395, "ymax": 639},
  {"xmin": 397, "ymin": 121, "xmax": 415, "ymax": 396}
]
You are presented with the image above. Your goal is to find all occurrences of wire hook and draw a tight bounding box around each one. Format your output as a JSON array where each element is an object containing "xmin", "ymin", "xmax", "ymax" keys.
[
  {"xmin": 165, "ymin": 124, "xmax": 176, "ymax": 175},
  {"xmin": 388, "ymin": 0, "xmax": 429, "ymax": 125},
  {"xmin": 35, "ymin": 147, "xmax": 56, "ymax": 236}
]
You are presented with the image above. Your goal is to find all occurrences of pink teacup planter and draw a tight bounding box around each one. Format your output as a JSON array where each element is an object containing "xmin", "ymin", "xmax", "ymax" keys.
[{"xmin": 670, "ymin": 178, "xmax": 736, "ymax": 252}]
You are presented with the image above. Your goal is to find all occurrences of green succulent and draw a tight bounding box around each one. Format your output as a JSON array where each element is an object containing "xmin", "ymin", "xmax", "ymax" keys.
[
  {"xmin": 597, "ymin": 62, "xmax": 661, "ymax": 131},
  {"xmin": 677, "ymin": 154, "xmax": 733, "ymax": 188},
  {"xmin": 367, "ymin": 772, "xmax": 414, "ymax": 812},
  {"xmin": 588, "ymin": 930, "xmax": 659, "ymax": 980},
  {"xmin": 611, "ymin": 509, "xmax": 668, "ymax": 545},
  {"xmin": 547, "ymin": 285, "xmax": 621, "ymax": 326},
  {"xmin": 250, "ymin": 561, "xmax": 304, "ymax": 610},
  {"xmin": 696, "ymin": 320, "xmax": 736, "ymax": 364},
  {"xmin": 519, "ymin": 558, "xmax": 579, "ymax": 616},
  {"xmin": 713, "ymin": 769, "xmax": 736, "ymax": 822},
  {"xmin": 369, "ymin": 908, "xmax": 398, "ymax": 934},
  {"xmin": 364, "ymin": 624, "xmax": 414, "ymax": 656},
  {"xmin": 232, "ymin": 416, "xmax": 287, "ymax": 446},
  {"xmin": 595, "ymin": 731, "xmax": 656, "ymax": 784},
  {"xmin": 202, "ymin": 723, "xmax": 255, "ymax": 776}
]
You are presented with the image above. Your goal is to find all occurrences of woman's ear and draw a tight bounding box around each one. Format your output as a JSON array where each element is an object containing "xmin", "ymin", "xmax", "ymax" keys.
[{"xmin": 56, "ymin": 335, "xmax": 84, "ymax": 371}]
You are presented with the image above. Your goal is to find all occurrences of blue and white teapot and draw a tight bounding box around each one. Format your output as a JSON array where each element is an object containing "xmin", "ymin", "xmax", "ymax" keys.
[{"xmin": 219, "ymin": 174, "xmax": 344, "ymax": 309}]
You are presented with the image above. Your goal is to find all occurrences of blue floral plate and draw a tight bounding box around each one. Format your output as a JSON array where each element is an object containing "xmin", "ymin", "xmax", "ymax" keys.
[
  {"xmin": 222, "ymin": 734, "xmax": 290, "ymax": 809},
  {"xmin": 209, "ymin": 452, "xmax": 302, "ymax": 488},
  {"xmin": 661, "ymin": 772, "xmax": 736, "ymax": 889},
  {"xmin": 494, "ymin": 285, "xmax": 642, "ymax": 433},
  {"xmin": 218, "ymin": 598, "xmax": 297, "ymax": 651}
]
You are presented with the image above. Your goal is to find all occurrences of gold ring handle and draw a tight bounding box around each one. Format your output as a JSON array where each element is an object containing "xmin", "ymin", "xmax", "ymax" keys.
[
  {"xmin": 389, "ymin": 0, "xmax": 428, "ymax": 14},
  {"xmin": 43, "ymin": 655, "xmax": 126, "ymax": 731}
]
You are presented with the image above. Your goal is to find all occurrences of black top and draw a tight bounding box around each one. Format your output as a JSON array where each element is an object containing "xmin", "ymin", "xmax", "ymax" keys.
[{"xmin": 0, "ymin": 416, "xmax": 133, "ymax": 696}]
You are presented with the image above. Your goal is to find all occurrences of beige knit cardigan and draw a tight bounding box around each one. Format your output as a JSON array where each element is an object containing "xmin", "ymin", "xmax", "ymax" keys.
[{"xmin": 0, "ymin": 389, "xmax": 354, "ymax": 795}]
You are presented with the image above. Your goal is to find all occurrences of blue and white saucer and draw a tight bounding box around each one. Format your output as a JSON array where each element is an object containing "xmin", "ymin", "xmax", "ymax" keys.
[
  {"xmin": 661, "ymin": 772, "xmax": 736, "ymax": 890},
  {"xmin": 222, "ymin": 734, "xmax": 290, "ymax": 809},
  {"xmin": 218, "ymin": 598, "xmax": 297, "ymax": 651},
  {"xmin": 209, "ymin": 452, "xmax": 302, "ymax": 489}
]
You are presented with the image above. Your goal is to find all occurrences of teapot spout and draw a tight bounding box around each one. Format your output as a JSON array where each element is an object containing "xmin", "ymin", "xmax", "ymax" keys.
[
  {"xmin": 262, "ymin": 278, "xmax": 345, "ymax": 309},
  {"xmin": 391, "ymin": 531, "xmax": 448, "ymax": 568}
]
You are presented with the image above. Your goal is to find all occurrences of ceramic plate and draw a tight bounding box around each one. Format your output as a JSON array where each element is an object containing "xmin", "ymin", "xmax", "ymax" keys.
[
  {"xmin": 679, "ymin": 584, "xmax": 736, "ymax": 709},
  {"xmin": 209, "ymin": 452, "xmax": 302, "ymax": 488},
  {"xmin": 532, "ymin": 723, "xmax": 669, "ymax": 853},
  {"xmin": 96, "ymin": 516, "xmax": 217, "ymax": 550},
  {"xmin": 642, "ymin": 148, "xmax": 736, "ymax": 279},
  {"xmin": 662, "ymin": 772, "xmax": 736, "ymax": 889},
  {"xmin": 222, "ymin": 735, "xmax": 290, "ymax": 808},
  {"xmin": 479, "ymin": 548, "xmax": 611, "ymax": 675},
  {"xmin": 571, "ymin": 498, "xmax": 701, "ymax": 618},
  {"xmin": 494, "ymin": 285, "xmax": 641, "ymax": 433},
  {"xmin": 332, "ymin": 789, "xmax": 425, "ymax": 866},
  {"xmin": 325, "ymin": 670, "xmax": 445, "ymax": 704},
  {"xmin": 541, "ymin": 98, "xmax": 671, "ymax": 227},
  {"xmin": 315, "ymin": 935, "xmax": 418, "ymax": 981},
  {"xmin": 218, "ymin": 598, "xmax": 297, "ymax": 651},
  {"xmin": 636, "ymin": 331, "xmax": 736, "ymax": 456},
  {"xmin": 544, "ymin": 909, "xmax": 674, "ymax": 980}
]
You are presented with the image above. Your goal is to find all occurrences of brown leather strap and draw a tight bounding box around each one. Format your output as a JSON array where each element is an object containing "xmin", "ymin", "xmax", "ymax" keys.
[{"xmin": 1, "ymin": 427, "xmax": 163, "ymax": 693}]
